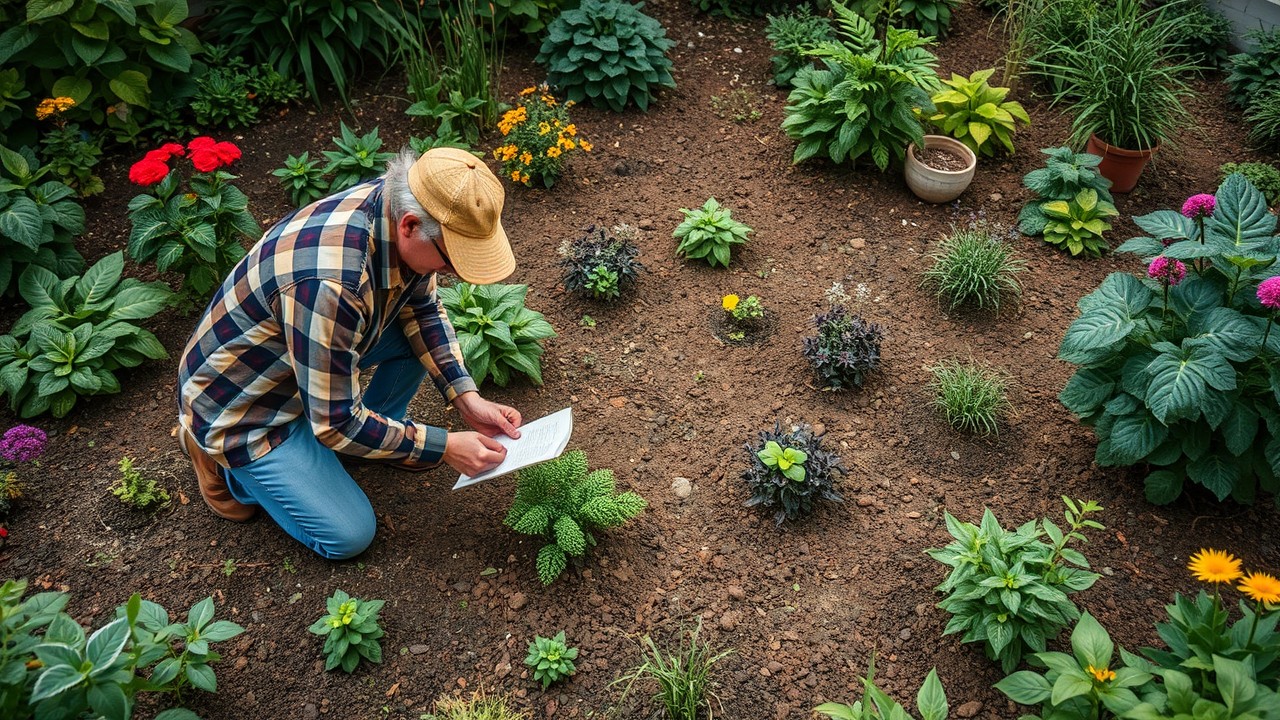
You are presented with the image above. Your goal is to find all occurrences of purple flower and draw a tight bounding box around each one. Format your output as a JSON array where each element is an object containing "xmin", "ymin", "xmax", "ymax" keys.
[
  {"xmin": 1181, "ymin": 193, "xmax": 1216, "ymax": 219},
  {"xmin": 0, "ymin": 425, "xmax": 47, "ymax": 463},
  {"xmin": 1148, "ymin": 257, "xmax": 1187, "ymax": 287},
  {"xmin": 1259, "ymin": 277, "xmax": 1280, "ymax": 310}
]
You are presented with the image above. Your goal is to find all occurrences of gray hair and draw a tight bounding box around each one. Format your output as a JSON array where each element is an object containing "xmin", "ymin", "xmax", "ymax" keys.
[{"xmin": 385, "ymin": 148, "xmax": 441, "ymax": 240}]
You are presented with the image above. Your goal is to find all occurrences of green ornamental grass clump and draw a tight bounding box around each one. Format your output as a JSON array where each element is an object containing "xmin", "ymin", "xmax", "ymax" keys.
[
  {"xmin": 743, "ymin": 422, "xmax": 844, "ymax": 525},
  {"xmin": 537, "ymin": 0, "xmax": 675, "ymax": 112},
  {"xmin": 505, "ymin": 450, "xmax": 646, "ymax": 585},
  {"xmin": 921, "ymin": 223, "xmax": 1025, "ymax": 312},
  {"xmin": 613, "ymin": 620, "xmax": 733, "ymax": 720},
  {"xmin": 525, "ymin": 631, "xmax": 579, "ymax": 688},
  {"xmin": 928, "ymin": 359, "xmax": 1012, "ymax": 435},
  {"xmin": 439, "ymin": 282, "xmax": 556, "ymax": 387},
  {"xmin": 673, "ymin": 198, "xmax": 752, "ymax": 268},
  {"xmin": 308, "ymin": 590, "xmax": 384, "ymax": 673}
]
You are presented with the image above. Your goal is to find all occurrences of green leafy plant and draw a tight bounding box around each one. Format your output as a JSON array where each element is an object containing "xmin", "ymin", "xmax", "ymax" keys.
[
  {"xmin": 1041, "ymin": 188, "xmax": 1119, "ymax": 258},
  {"xmin": 765, "ymin": 7, "xmax": 835, "ymax": 87},
  {"xmin": 407, "ymin": 82, "xmax": 486, "ymax": 146},
  {"xmin": 272, "ymin": 152, "xmax": 329, "ymax": 208},
  {"xmin": 926, "ymin": 498, "xmax": 1104, "ymax": 673},
  {"xmin": 1143, "ymin": 591, "xmax": 1280, "ymax": 693},
  {"xmin": 928, "ymin": 359, "xmax": 1013, "ymax": 435},
  {"xmin": 613, "ymin": 619, "xmax": 732, "ymax": 720},
  {"xmin": 781, "ymin": 3, "xmax": 940, "ymax": 171},
  {"xmin": 38, "ymin": 125, "xmax": 103, "ymax": 197},
  {"xmin": 691, "ymin": 0, "xmax": 795, "ymax": 17},
  {"xmin": 925, "ymin": 69, "xmax": 1030, "ymax": 157},
  {"xmin": 190, "ymin": 69, "xmax": 258, "ymax": 129},
  {"xmin": 505, "ymin": 450, "xmax": 646, "ymax": 585},
  {"xmin": 112, "ymin": 456, "xmax": 169, "ymax": 511},
  {"xmin": 921, "ymin": 222, "xmax": 1025, "ymax": 312},
  {"xmin": 897, "ymin": 0, "xmax": 962, "ymax": 39},
  {"xmin": 491, "ymin": 85, "xmax": 590, "ymax": 188},
  {"xmin": 1128, "ymin": 659, "xmax": 1280, "ymax": 720},
  {"xmin": 815, "ymin": 657, "xmax": 950, "ymax": 720},
  {"xmin": 0, "ymin": 579, "xmax": 242, "ymax": 720},
  {"xmin": 422, "ymin": 688, "xmax": 532, "ymax": 720},
  {"xmin": 536, "ymin": 0, "xmax": 676, "ymax": 112},
  {"xmin": 1164, "ymin": 0, "xmax": 1233, "ymax": 72},
  {"xmin": 559, "ymin": 224, "xmax": 643, "ymax": 301},
  {"xmin": 1226, "ymin": 28, "xmax": 1280, "ymax": 109},
  {"xmin": 1018, "ymin": 146, "xmax": 1116, "ymax": 239},
  {"xmin": 525, "ymin": 632, "xmax": 579, "ymax": 689},
  {"xmin": 406, "ymin": 2, "xmax": 500, "ymax": 145},
  {"xmin": 721, "ymin": 294, "xmax": 764, "ymax": 342},
  {"xmin": 308, "ymin": 590, "xmax": 384, "ymax": 673},
  {"xmin": 439, "ymin": 282, "xmax": 556, "ymax": 387},
  {"xmin": 1245, "ymin": 88, "xmax": 1280, "ymax": 153},
  {"xmin": 673, "ymin": 198, "xmax": 752, "ymax": 268},
  {"xmin": 1059, "ymin": 173, "xmax": 1280, "ymax": 505},
  {"xmin": 409, "ymin": 131, "xmax": 481, "ymax": 157},
  {"xmin": 323, "ymin": 123, "xmax": 395, "ymax": 194},
  {"xmin": 743, "ymin": 422, "xmax": 844, "ymax": 524},
  {"xmin": 480, "ymin": 0, "xmax": 575, "ymax": 36},
  {"xmin": 1219, "ymin": 162, "xmax": 1280, "ymax": 208},
  {"xmin": 126, "ymin": 138, "xmax": 260, "ymax": 302},
  {"xmin": 804, "ymin": 285, "xmax": 883, "ymax": 390},
  {"xmin": 0, "ymin": 252, "xmax": 172, "ymax": 419},
  {"xmin": 0, "ymin": 145, "xmax": 85, "ymax": 295}
]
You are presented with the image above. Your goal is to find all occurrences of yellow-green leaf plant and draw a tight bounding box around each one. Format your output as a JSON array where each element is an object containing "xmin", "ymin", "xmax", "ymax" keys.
[{"xmin": 926, "ymin": 69, "xmax": 1031, "ymax": 157}]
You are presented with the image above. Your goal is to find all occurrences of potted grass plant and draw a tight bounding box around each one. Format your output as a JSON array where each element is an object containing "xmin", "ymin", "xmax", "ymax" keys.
[{"xmin": 1033, "ymin": 0, "xmax": 1198, "ymax": 192}]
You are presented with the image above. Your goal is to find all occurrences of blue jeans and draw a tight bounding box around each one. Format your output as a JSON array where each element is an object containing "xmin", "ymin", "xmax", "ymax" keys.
[{"xmin": 223, "ymin": 325, "xmax": 428, "ymax": 560}]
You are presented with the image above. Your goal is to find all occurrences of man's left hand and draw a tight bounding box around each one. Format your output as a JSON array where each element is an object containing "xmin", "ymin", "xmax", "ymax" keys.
[{"xmin": 454, "ymin": 391, "xmax": 522, "ymax": 439}]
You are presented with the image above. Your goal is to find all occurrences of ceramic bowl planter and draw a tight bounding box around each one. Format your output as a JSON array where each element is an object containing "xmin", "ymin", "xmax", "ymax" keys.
[
  {"xmin": 905, "ymin": 135, "xmax": 977, "ymax": 204},
  {"xmin": 1085, "ymin": 134, "xmax": 1158, "ymax": 193}
]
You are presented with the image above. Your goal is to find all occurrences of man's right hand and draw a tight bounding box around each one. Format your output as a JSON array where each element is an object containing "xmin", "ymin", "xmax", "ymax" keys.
[{"xmin": 442, "ymin": 431, "xmax": 506, "ymax": 475}]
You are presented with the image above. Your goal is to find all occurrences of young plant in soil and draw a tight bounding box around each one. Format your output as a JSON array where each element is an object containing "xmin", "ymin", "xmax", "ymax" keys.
[
  {"xmin": 309, "ymin": 590, "xmax": 385, "ymax": 673},
  {"xmin": 322, "ymin": 123, "xmax": 394, "ymax": 193},
  {"xmin": 815, "ymin": 656, "xmax": 950, "ymax": 720},
  {"xmin": 525, "ymin": 631, "xmax": 579, "ymax": 689},
  {"xmin": 612, "ymin": 619, "xmax": 732, "ymax": 720},
  {"xmin": 423, "ymin": 688, "xmax": 531, "ymax": 720},
  {"xmin": 439, "ymin": 282, "xmax": 556, "ymax": 387},
  {"xmin": 559, "ymin": 224, "xmax": 643, "ymax": 302},
  {"xmin": 673, "ymin": 198, "xmax": 752, "ymax": 268},
  {"xmin": 928, "ymin": 358, "xmax": 1012, "ymax": 435},
  {"xmin": 1018, "ymin": 146, "xmax": 1116, "ymax": 251},
  {"xmin": 719, "ymin": 293, "xmax": 765, "ymax": 342},
  {"xmin": 921, "ymin": 222, "xmax": 1025, "ymax": 312},
  {"xmin": 112, "ymin": 456, "xmax": 170, "ymax": 511},
  {"xmin": 1040, "ymin": 188, "xmax": 1119, "ymax": 258},
  {"xmin": 742, "ymin": 422, "xmax": 844, "ymax": 525},
  {"xmin": 505, "ymin": 450, "xmax": 646, "ymax": 585},
  {"xmin": 803, "ymin": 284, "xmax": 883, "ymax": 390},
  {"xmin": 272, "ymin": 152, "xmax": 328, "ymax": 208},
  {"xmin": 926, "ymin": 497, "xmax": 1104, "ymax": 674}
]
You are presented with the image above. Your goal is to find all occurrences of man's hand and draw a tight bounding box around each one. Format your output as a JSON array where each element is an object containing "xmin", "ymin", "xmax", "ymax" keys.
[
  {"xmin": 453, "ymin": 391, "xmax": 522, "ymax": 439},
  {"xmin": 442, "ymin": 431, "xmax": 507, "ymax": 475}
]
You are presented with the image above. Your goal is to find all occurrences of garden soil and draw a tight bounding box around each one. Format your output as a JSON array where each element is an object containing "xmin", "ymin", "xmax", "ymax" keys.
[{"xmin": 3, "ymin": 2, "xmax": 1279, "ymax": 719}]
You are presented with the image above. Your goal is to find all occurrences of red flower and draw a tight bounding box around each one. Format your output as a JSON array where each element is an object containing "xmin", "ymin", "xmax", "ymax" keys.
[
  {"xmin": 190, "ymin": 148, "xmax": 222, "ymax": 173},
  {"xmin": 129, "ymin": 158, "xmax": 171, "ymax": 186},
  {"xmin": 213, "ymin": 141, "xmax": 241, "ymax": 165},
  {"xmin": 159, "ymin": 142, "xmax": 186, "ymax": 158},
  {"xmin": 0, "ymin": 527, "xmax": 8, "ymax": 539},
  {"xmin": 187, "ymin": 136, "xmax": 217, "ymax": 152},
  {"xmin": 143, "ymin": 149, "xmax": 172, "ymax": 163}
]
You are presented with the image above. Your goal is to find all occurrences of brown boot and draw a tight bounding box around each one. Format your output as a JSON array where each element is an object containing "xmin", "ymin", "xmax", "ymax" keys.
[{"xmin": 179, "ymin": 428, "xmax": 255, "ymax": 522}]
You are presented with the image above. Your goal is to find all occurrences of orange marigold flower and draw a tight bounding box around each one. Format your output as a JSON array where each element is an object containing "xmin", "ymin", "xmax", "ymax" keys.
[
  {"xmin": 579, "ymin": 140, "xmax": 593, "ymax": 152},
  {"xmin": 520, "ymin": 152, "xmax": 533, "ymax": 165},
  {"xmin": 546, "ymin": 146, "xmax": 562, "ymax": 159},
  {"xmin": 520, "ymin": 87, "xmax": 536, "ymax": 96},
  {"xmin": 520, "ymin": 172, "xmax": 529, "ymax": 184},
  {"xmin": 566, "ymin": 124, "xmax": 577, "ymax": 136},
  {"xmin": 1086, "ymin": 665, "xmax": 1116, "ymax": 683},
  {"xmin": 510, "ymin": 170, "xmax": 522, "ymax": 182},
  {"xmin": 538, "ymin": 122, "xmax": 551, "ymax": 136},
  {"xmin": 1239, "ymin": 572, "xmax": 1280, "ymax": 604}
]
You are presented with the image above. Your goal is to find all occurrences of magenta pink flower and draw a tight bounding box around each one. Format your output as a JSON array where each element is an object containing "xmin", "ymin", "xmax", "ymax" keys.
[
  {"xmin": 1181, "ymin": 194, "xmax": 1216, "ymax": 219},
  {"xmin": 1148, "ymin": 256, "xmax": 1187, "ymax": 287},
  {"xmin": 1258, "ymin": 277, "xmax": 1280, "ymax": 310},
  {"xmin": 0, "ymin": 425, "xmax": 47, "ymax": 463}
]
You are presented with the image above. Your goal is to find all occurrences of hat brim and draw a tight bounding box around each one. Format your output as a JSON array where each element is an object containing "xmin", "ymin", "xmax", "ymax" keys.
[{"xmin": 439, "ymin": 219, "xmax": 515, "ymax": 285}]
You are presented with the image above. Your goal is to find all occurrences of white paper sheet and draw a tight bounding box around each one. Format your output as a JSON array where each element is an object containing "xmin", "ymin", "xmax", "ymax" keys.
[{"xmin": 452, "ymin": 407, "xmax": 574, "ymax": 489}]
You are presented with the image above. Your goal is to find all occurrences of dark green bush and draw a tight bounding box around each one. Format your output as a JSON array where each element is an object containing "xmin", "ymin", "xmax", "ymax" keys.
[
  {"xmin": 0, "ymin": 146, "xmax": 84, "ymax": 297},
  {"xmin": 764, "ymin": 7, "xmax": 835, "ymax": 87},
  {"xmin": 1164, "ymin": 0, "xmax": 1233, "ymax": 71},
  {"xmin": 742, "ymin": 422, "xmax": 844, "ymax": 524},
  {"xmin": 1227, "ymin": 28, "xmax": 1280, "ymax": 108},
  {"xmin": 1220, "ymin": 162, "xmax": 1280, "ymax": 207}
]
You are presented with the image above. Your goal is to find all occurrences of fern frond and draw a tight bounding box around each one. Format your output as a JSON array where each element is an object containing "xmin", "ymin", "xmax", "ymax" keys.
[{"xmin": 536, "ymin": 543, "xmax": 568, "ymax": 585}]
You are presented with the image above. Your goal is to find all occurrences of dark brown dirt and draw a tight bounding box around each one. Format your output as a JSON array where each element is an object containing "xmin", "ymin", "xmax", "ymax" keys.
[
  {"xmin": 917, "ymin": 147, "xmax": 971, "ymax": 172},
  {"xmin": 3, "ymin": 2, "xmax": 1279, "ymax": 719}
]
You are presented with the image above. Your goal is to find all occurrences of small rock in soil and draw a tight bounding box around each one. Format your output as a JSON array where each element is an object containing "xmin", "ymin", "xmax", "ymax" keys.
[
  {"xmin": 718, "ymin": 611, "xmax": 740, "ymax": 631},
  {"xmin": 303, "ymin": 704, "xmax": 318, "ymax": 719},
  {"xmin": 956, "ymin": 701, "xmax": 983, "ymax": 718},
  {"xmin": 508, "ymin": 593, "xmax": 528, "ymax": 610},
  {"xmin": 410, "ymin": 644, "xmax": 430, "ymax": 655},
  {"xmin": 728, "ymin": 585, "xmax": 746, "ymax": 601},
  {"xmin": 671, "ymin": 477, "xmax": 692, "ymax": 499}
]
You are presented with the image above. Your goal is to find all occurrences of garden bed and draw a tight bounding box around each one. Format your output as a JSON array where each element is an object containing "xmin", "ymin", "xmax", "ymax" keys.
[{"xmin": 3, "ymin": 1, "xmax": 1279, "ymax": 718}]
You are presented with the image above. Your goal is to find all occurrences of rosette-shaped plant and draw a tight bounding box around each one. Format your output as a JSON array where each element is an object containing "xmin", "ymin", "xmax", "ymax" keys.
[
  {"xmin": 803, "ymin": 304, "xmax": 883, "ymax": 390},
  {"xmin": 742, "ymin": 422, "xmax": 844, "ymax": 524},
  {"xmin": 536, "ymin": 0, "xmax": 675, "ymax": 112},
  {"xmin": 560, "ymin": 224, "xmax": 643, "ymax": 301}
]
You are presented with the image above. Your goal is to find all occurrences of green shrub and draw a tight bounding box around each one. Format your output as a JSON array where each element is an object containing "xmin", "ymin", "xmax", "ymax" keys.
[
  {"xmin": 1246, "ymin": 87, "xmax": 1280, "ymax": 152},
  {"xmin": 559, "ymin": 224, "xmax": 643, "ymax": 301},
  {"xmin": 1059, "ymin": 173, "xmax": 1280, "ymax": 505},
  {"xmin": 764, "ymin": 7, "xmax": 835, "ymax": 87},
  {"xmin": 921, "ymin": 223, "xmax": 1025, "ymax": 312},
  {"xmin": 439, "ymin": 283, "xmax": 556, "ymax": 387},
  {"xmin": 673, "ymin": 198, "xmax": 752, "ymax": 268},
  {"xmin": 925, "ymin": 69, "xmax": 1030, "ymax": 157},
  {"xmin": 1164, "ymin": 0, "xmax": 1233, "ymax": 71},
  {"xmin": 322, "ymin": 123, "xmax": 395, "ymax": 194},
  {"xmin": 505, "ymin": 450, "xmax": 646, "ymax": 585},
  {"xmin": 1041, "ymin": 188, "xmax": 1119, "ymax": 258},
  {"xmin": 190, "ymin": 70, "xmax": 258, "ymax": 130},
  {"xmin": 537, "ymin": 0, "xmax": 676, "ymax": 112},
  {"xmin": 1226, "ymin": 28, "xmax": 1280, "ymax": 109},
  {"xmin": 1018, "ymin": 146, "xmax": 1115, "ymax": 239},
  {"xmin": 308, "ymin": 590, "xmax": 384, "ymax": 673},
  {"xmin": 1220, "ymin": 161, "xmax": 1280, "ymax": 207},
  {"xmin": 613, "ymin": 620, "xmax": 732, "ymax": 720},
  {"xmin": 0, "ymin": 579, "xmax": 243, "ymax": 720},
  {"xmin": 1143, "ymin": 587, "xmax": 1280, "ymax": 692},
  {"xmin": 781, "ymin": 3, "xmax": 940, "ymax": 171},
  {"xmin": 272, "ymin": 152, "xmax": 328, "ymax": 208},
  {"xmin": 815, "ymin": 659, "xmax": 950, "ymax": 720},
  {"xmin": 38, "ymin": 124, "xmax": 103, "ymax": 197},
  {"xmin": 926, "ymin": 498, "xmax": 1104, "ymax": 674},
  {"xmin": 112, "ymin": 456, "xmax": 170, "ymax": 510},
  {"xmin": 525, "ymin": 632, "xmax": 579, "ymax": 689},
  {"xmin": 897, "ymin": 0, "xmax": 962, "ymax": 39},
  {"xmin": 928, "ymin": 359, "xmax": 1012, "ymax": 435},
  {"xmin": 742, "ymin": 422, "xmax": 844, "ymax": 525},
  {"xmin": 0, "ymin": 146, "xmax": 85, "ymax": 296},
  {"xmin": 0, "ymin": 252, "xmax": 171, "ymax": 419}
]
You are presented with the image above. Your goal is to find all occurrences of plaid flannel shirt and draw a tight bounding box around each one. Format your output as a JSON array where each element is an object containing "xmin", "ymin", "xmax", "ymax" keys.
[{"xmin": 177, "ymin": 178, "xmax": 476, "ymax": 468}]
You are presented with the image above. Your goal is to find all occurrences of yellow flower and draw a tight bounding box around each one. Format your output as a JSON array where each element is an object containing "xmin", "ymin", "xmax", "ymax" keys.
[
  {"xmin": 547, "ymin": 146, "xmax": 562, "ymax": 158},
  {"xmin": 722, "ymin": 294, "xmax": 740, "ymax": 311},
  {"xmin": 1188, "ymin": 549, "xmax": 1244, "ymax": 584},
  {"xmin": 520, "ymin": 86, "xmax": 536, "ymax": 96},
  {"xmin": 1239, "ymin": 572, "xmax": 1280, "ymax": 604},
  {"xmin": 520, "ymin": 172, "xmax": 529, "ymax": 184},
  {"xmin": 520, "ymin": 151, "xmax": 532, "ymax": 165},
  {"xmin": 539, "ymin": 122, "xmax": 551, "ymax": 136},
  {"xmin": 510, "ymin": 170, "xmax": 522, "ymax": 181},
  {"xmin": 559, "ymin": 137, "xmax": 575, "ymax": 150},
  {"xmin": 566, "ymin": 124, "xmax": 577, "ymax": 136},
  {"xmin": 565, "ymin": 100, "xmax": 575, "ymax": 108},
  {"xmin": 35, "ymin": 96, "xmax": 76, "ymax": 120},
  {"xmin": 579, "ymin": 140, "xmax": 593, "ymax": 152},
  {"xmin": 1086, "ymin": 665, "xmax": 1116, "ymax": 683}
]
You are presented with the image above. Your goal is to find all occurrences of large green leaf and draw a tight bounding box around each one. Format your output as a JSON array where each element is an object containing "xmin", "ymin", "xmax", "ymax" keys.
[
  {"xmin": 1059, "ymin": 368, "xmax": 1114, "ymax": 416},
  {"xmin": 1144, "ymin": 348, "xmax": 1210, "ymax": 424},
  {"xmin": 1210, "ymin": 173, "xmax": 1277, "ymax": 252},
  {"xmin": 1107, "ymin": 411, "xmax": 1167, "ymax": 465},
  {"xmin": 0, "ymin": 196, "xmax": 44, "ymax": 251},
  {"xmin": 1186, "ymin": 307, "xmax": 1259, "ymax": 363},
  {"xmin": 27, "ymin": 0, "xmax": 75, "ymax": 22},
  {"xmin": 1058, "ymin": 306, "xmax": 1135, "ymax": 364},
  {"xmin": 74, "ymin": 252, "xmax": 124, "ymax": 307},
  {"xmin": 1186, "ymin": 453, "xmax": 1240, "ymax": 500},
  {"xmin": 108, "ymin": 70, "xmax": 150, "ymax": 107}
]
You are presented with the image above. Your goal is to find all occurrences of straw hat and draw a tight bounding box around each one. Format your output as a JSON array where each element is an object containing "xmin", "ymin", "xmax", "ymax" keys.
[{"xmin": 408, "ymin": 148, "xmax": 515, "ymax": 284}]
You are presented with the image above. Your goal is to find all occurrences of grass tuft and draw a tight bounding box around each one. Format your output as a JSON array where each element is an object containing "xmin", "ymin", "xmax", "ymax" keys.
[
  {"xmin": 921, "ymin": 225, "xmax": 1025, "ymax": 311},
  {"xmin": 613, "ymin": 619, "xmax": 733, "ymax": 720},
  {"xmin": 928, "ymin": 359, "xmax": 1012, "ymax": 435}
]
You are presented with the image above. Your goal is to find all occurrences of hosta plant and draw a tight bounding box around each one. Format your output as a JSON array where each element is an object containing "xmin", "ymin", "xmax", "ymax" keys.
[
  {"xmin": 559, "ymin": 224, "xmax": 643, "ymax": 301},
  {"xmin": 673, "ymin": 198, "xmax": 752, "ymax": 268},
  {"xmin": 742, "ymin": 422, "xmax": 844, "ymax": 525},
  {"xmin": 272, "ymin": 152, "xmax": 328, "ymax": 208},
  {"xmin": 126, "ymin": 138, "xmax": 260, "ymax": 302},
  {"xmin": 1226, "ymin": 28, "xmax": 1280, "ymax": 109},
  {"xmin": 0, "ymin": 252, "xmax": 172, "ymax": 419},
  {"xmin": 764, "ymin": 7, "xmax": 835, "ymax": 87},
  {"xmin": 815, "ymin": 658, "xmax": 950, "ymax": 720},
  {"xmin": 1041, "ymin": 188, "xmax": 1119, "ymax": 258},
  {"xmin": 525, "ymin": 632, "xmax": 579, "ymax": 689},
  {"xmin": 439, "ymin": 282, "xmax": 556, "ymax": 387},
  {"xmin": 536, "ymin": 0, "xmax": 676, "ymax": 112},
  {"xmin": 308, "ymin": 590, "xmax": 384, "ymax": 673},
  {"xmin": 322, "ymin": 123, "xmax": 395, "ymax": 193},
  {"xmin": 925, "ymin": 69, "xmax": 1030, "ymax": 157},
  {"xmin": 1058, "ymin": 174, "xmax": 1280, "ymax": 504},
  {"xmin": 897, "ymin": 0, "xmax": 962, "ymax": 39},
  {"xmin": 926, "ymin": 498, "xmax": 1104, "ymax": 674},
  {"xmin": 0, "ymin": 145, "xmax": 84, "ymax": 296},
  {"xmin": 1018, "ymin": 147, "xmax": 1115, "ymax": 238},
  {"xmin": 504, "ymin": 450, "xmax": 647, "ymax": 584},
  {"xmin": 803, "ymin": 286, "xmax": 883, "ymax": 390}
]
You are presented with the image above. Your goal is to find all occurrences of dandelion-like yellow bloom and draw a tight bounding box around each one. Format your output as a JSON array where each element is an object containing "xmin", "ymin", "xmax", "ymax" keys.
[
  {"xmin": 1188, "ymin": 549, "xmax": 1244, "ymax": 584},
  {"xmin": 520, "ymin": 151, "xmax": 532, "ymax": 165},
  {"xmin": 722, "ymin": 294, "xmax": 740, "ymax": 311},
  {"xmin": 35, "ymin": 96, "xmax": 76, "ymax": 120},
  {"xmin": 538, "ymin": 122, "xmax": 551, "ymax": 136},
  {"xmin": 1239, "ymin": 572, "xmax": 1280, "ymax": 604},
  {"xmin": 520, "ymin": 87, "xmax": 536, "ymax": 96},
  {"xmin": 559, "ymin": 137, "xmax": 575, "ymax": 150},
  {"xmin": 565, "ymin": 100, "xmax": 575, "ymax": 108},
  {"xmin": 510, "ymin": 170, "xmax": 522, "ymax": 182},
  {"xmin": 579, "ymin": 140, "xmax": 593, "ymax": 152},
  {"xmin": 1086, "ymin": 665, "xmax": 1115, "ymax": 683},
  {"xmin": 546, "ymin": 146, "xmax": 561, "ymax": 159}
]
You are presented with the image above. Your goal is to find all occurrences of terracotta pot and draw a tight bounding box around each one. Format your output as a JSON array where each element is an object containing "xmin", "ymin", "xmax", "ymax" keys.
[
  {"xmin": 1085, "ymin": 134, "xmax": 1158, "ymax": 193},
  {"xmin": 904, "ymin": 135, "xmax": 977, "ymax": 204}
]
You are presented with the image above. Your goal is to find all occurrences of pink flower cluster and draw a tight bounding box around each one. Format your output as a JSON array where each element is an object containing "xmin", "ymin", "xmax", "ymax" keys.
[
  {"xmin": 1148, "ymin": 256, "xmax": 1187, "ymax": 287},
  {"xmin": 1258, "ymin": 276, "xmax": 1280, "ymax": 311},
  {"xmin": 0, "ymin": 425, "xmax": 47, "ymax": 463},
  {"xmin": 1181, "ymin": 193, "xmax": 1216, "ymax": 219}
]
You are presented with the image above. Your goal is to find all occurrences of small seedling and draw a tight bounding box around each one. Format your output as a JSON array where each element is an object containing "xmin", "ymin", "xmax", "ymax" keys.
[
  {"xmin": 580, "ymin": 314, "xmax": 597, "ymax": 328},
  {"xmin": 525, "ymin": 631, "xmax": 579, "ymax": 689},
  {"xmin": 309, "ymin": 589, "xmax": 385, "ymax": 673},
  {"xmin": 112, "ymin": 456, "xmax": 170, "ymax": 510},
  {"xmin": 693, "ymin": 371, "xmax": 706, "ymax": 382},
  {"xmin": 283, "ymin": 557, "xmax": 298, "ymax": 574},
  {"xmin": 222, "ymin": 558, "xmax": 237, "ymax": 577},
  {"xmin": 710, "ymin": 88, "xmax": 763, "ymax": 123}
]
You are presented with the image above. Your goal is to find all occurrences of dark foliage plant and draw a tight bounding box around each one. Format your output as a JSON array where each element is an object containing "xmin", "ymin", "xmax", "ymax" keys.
[
  {"xmin": 536, "ymin": 0, "xmax": 676, "ymax": 112},
  {"xmin": 742, "ymin": 422, "xmax": 844, "ymax": 525},
  {"xmin": 1058, "ymin": 174, "xmax": 1280, "ymax": 505},
  {"xmin": 1226, "ymin": 28, "xmax": 1280, "ymax": 109},
  {"xmin": 0, "ymin": 146, "xmax": 85, "ymax": 296},
  {"xmin": 765, "ymin": 7, "xmax": 835, "ymax": 88},
  {"xmin": 560, "ymin": 224, "xmax": 644, "ymax": 301},
  {"xmin": 803, "ymin": 304, "xmax": 883, "ymax": 390},
  {"xmin": 897, "ymin": 0, "xmax": 962, "ymax": 39},
  {"xmin": 1164, "ymin": 0, "xmax": 1233, "ymax": 72}
]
